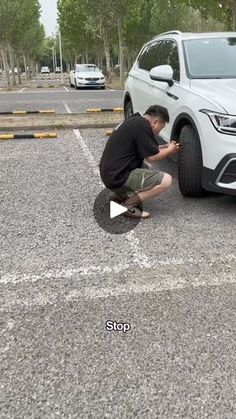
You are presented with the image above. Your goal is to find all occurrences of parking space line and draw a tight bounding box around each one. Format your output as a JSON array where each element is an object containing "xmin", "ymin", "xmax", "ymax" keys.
[
  {"xmin": 19, "ymin": 87, "xmax": 26, "ymax": 93},
  {"xmin": 64, "ymin": 103, "xmax": 72, "ymax": 114},
  {"xmin": 0, "ymin": 254, "xmax": 235, "ymax": 309},
  {"xmin": 19, "ymin": 90, "xmax": 65, "ymax": 94},
  {"xmin": 64, "ymin": 86, "xmax": 69, "ymax": 92}
]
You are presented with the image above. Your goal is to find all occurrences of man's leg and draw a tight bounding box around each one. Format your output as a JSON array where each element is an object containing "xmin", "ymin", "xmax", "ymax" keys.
[{"xmin": 124, "ymin": 172, "xmax": 172, "ymax": 207}]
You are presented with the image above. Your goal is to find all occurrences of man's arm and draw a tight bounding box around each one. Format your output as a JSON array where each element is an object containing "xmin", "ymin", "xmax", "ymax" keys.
[{"xmin": 146, "ymin": 141, "xmax": 179, "ymax": 162}]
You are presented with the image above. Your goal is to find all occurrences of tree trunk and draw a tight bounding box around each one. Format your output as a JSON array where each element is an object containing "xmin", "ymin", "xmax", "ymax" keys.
[
  {"xmin": 31, "ymin": 60, "xmax": 36, "ymax": 77},
  {"xmin": 102, "ymin": 27, "xmax": 111, "ymax": 82},
  {"xmin": 117, "ymin": 13, "xmax": 124, "ymax": 86},
  {"xmin": 16, "ymin": 57, "xmax": 22, "ymax": 85},
  {"xmin": 8, "ymin": 44, "xmax": 16, "ymax": 86},
  {"xmin": 1, "ymin": 46, "xmax": 11, "ymax": 90},
  {"xmin": 23, "ymin": 53, "xmax": 28, "ymax": 79},
  {"xmin": 233, "ymin": 0, "xmax": 236, "ymax": 30},
  {"xmin": 27, "ymin": 56, "xmax": 32, "ymax": 79}
]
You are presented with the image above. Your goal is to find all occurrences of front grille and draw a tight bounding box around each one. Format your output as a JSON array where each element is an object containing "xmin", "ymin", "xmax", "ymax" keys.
[
  {"xmin": 85, "ymin": 77, "xmax": 99, "ymax": 81},
  {"xmin": 220, "ymin": 160, "xmax": 236, "ymax": 183}
]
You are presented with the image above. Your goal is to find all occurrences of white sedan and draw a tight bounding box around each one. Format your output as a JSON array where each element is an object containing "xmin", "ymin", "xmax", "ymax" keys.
[{"xmin": 69, "ymin": 64, "xmax": 105, "ymax": 89}]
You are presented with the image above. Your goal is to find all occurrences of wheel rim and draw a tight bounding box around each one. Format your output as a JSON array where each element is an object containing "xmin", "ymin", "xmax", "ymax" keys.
[{"xmin": 125, "ymin": 102, "xmax": 133, "ymax": 118}]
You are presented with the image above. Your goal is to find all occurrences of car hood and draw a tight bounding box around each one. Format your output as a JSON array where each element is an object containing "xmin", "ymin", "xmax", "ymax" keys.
[
  {"xmin": 75, "ymin": 71, "xmax": 103, "ymax": 78},
  {"xmin": 190, "ymin": 79, "xmax": 236, "ymax": 114}
]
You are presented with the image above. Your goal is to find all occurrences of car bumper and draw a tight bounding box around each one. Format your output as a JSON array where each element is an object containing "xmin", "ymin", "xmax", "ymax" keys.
[
  {"xmin": 76, "ymin": 81, "xmax": 105, "ymax": 87},
  {"xmin": 202, "ymin": 154, "xmax": 236, "ymax": 195},
  {"xmin": 197, "ymin": 113, "xmax": 236, "ymax": 194}
]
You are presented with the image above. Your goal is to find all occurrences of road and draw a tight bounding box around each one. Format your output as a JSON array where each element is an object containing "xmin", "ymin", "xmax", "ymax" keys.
[
  {"xmin": 0, "ymin": 89, "xmax": 123, "ymax": 114},
  {"xmin": 0, "ymin": 85, "xmax": 236, "ymax": 418},
  {"xmin": 0, "ymin": 76, "xmax": 123, "ymax": 114}
]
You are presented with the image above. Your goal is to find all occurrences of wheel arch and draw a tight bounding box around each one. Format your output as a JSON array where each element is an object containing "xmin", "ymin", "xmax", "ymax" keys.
[
  {"xmin": 171, "ymin": 113, "xmax": 200, "ymax": 142},
  {"xmin": 124, "ymin": 92, "xmax": 132, "ymax": 109}
]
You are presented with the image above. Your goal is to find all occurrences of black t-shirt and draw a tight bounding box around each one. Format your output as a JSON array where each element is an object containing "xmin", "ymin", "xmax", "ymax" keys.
[{"xmin": 99, "ymin": 113, "xmax": 159, "ymax": 189}]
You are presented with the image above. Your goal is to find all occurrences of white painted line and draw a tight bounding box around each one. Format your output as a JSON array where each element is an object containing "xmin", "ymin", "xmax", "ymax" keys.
[
  {"xmin": 64, "ymin": 86, "xmax": 69, "ymax": 92},
  {"xmin": 64, "ymin": 103, "xmax": 72, "ymax": 114},
  {"xmin": 16, "ymin": 90, "xmax": 65, "ymax": 94},
  {"xmin": 0, "ymin": 254, "xmax": 234, "ymax": 286},
  {"xmin": 0, "ymin": 254, "xmax": 235, "ymax": 308},
  {"xmin": 65, "ymin": 104, "xmax": 99, "ymax": 176},
  {"xmin": 19, "ymin": 87, "xmax": 26, "ymax": 93},
  {"xmin": 73, "ymin": 128, "xmax": 101, "ymax": 177},
  {"xmin": 65, "ymin": 271, "xmax": 236, "ymax": 301}
]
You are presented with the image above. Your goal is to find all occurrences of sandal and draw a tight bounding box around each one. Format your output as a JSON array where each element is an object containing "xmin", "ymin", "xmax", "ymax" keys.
[{"xmin": 123, "ymin": 206, "xmax": 150, "ymax": 219}]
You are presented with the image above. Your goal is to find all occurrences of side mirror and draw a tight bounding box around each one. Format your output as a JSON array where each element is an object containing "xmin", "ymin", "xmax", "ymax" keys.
[{"xmin": 149, "ymin": 65, "xmax": 174, "ymax": 87}]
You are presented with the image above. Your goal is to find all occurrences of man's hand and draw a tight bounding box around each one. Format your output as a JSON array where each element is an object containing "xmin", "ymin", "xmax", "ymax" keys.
[
  {"xmin": 168, "ymin": 141, "xmax": 179, "ymax": 154},
  {"xmin": 147, "ymin": 141, "xmax": 180, "ymax": 162}
]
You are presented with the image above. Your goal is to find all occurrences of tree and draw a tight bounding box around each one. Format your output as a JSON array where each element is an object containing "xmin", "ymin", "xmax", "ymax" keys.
[{"xmin": 0, "ymin": 0, "xmax": 45, "ymax": 88}]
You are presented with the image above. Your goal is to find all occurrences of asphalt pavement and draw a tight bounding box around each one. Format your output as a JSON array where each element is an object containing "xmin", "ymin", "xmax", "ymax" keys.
[
  {"xmin": 0, "ymin": 87, "xmax": 123, "ymax": 114},
  {"xmin": 0, "ymin": 88, "xmax": 236, "ymax": 418}
]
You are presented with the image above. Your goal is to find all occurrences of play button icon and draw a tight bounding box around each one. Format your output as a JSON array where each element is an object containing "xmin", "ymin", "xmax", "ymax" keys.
[
  {"xmin": 93, "ymin": 188, "xmax": 142, "ymax": 234},
  {"xmin": 110, "ymin": 201, "xmax": 127, "ymax": 219}
]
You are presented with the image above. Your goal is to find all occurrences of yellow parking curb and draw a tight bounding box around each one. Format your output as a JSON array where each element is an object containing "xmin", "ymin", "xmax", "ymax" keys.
[
  {"xmin": 0, "ymin": 110, "xmax": 56, "ymax": 115},
  {"xmin": 0, "ymin": 133, "xmax": 57, "ymax": 140},
  {"xmin": 87, "ymin": 107, "xmax": 124, "ymax": 113},
  {"xmin": 106, "ymin": 130, "xmax": 114, "ymax": 136}
]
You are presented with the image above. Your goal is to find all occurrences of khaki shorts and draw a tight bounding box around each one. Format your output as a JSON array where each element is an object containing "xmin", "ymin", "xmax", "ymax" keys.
[{"xmin": 113, "ymin": 165, "xmax": 165, "ymax": 197}]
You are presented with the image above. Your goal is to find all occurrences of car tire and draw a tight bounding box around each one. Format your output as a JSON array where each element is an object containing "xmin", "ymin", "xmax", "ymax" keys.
[
  {"xmin": 70, "ymin": 80, "xmax": 73, "ymax": 87},
  {"xmin": 178, "ymin": 125, "xmax": 205, "ymax": 197},
  {"xmin": 75, "ymin": 79, "xmax": 79, "ymax": 90},
  {"xmin": 124, "ymin": 100, "xmax": 133, "ymax": 119},
  {"xmin": 100, "ymin": 86, "xmax": 105, "ymax": 89}
]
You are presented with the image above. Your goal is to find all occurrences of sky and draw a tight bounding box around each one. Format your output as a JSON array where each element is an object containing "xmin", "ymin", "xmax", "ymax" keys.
[{"xmin": 39, "ymin": 0, "xmax": 58, "ymax": 36}]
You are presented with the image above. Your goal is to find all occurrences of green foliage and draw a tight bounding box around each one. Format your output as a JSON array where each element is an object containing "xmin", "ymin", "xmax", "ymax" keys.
[
  {"xmin": 0, "ymin": 0, "xmax": 45, "ymax": 65},
  {"xmin": 1, "ymin": 0, "xmax": 234, "ymax": 83}
]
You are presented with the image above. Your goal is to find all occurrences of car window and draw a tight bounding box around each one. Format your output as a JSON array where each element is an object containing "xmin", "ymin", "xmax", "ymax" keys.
[
  {"xmin": 138, "ymin": 40, "xmax": 180, "ymax": 81},
  {"xmin": 184, "ymin": 37, "xmax": 236, "ymax": 78},
  {"xmin": 76, "ymin": 65, "xmax": 98, "ymax": 72},
  {"xmin": 159, "ymin": 40, "xmax": 180, "ymax": 81},
  {"xmin": 138, "ymin": 41, "xmax": 163, "ymax": 71}
]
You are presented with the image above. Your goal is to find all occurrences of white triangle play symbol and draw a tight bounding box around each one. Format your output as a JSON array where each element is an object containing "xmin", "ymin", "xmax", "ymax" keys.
[{"xmin": 110, "ymin": 201, "xmax": 127, "ymax": 219}]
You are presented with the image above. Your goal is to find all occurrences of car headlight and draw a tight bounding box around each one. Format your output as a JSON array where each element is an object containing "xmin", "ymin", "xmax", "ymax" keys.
[{"xmin": 200, "ymin": 109, "xmax": 236, "ymax": 135}]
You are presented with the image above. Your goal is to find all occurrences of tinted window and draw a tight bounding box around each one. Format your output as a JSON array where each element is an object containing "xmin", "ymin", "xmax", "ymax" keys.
[
  {"xmin": 138, "ymin": 41, "xmax": 163, "ymax": 71},
  {"xmin": 184, "ymin": 37, "xmax": 236, "ymax": 78},
  {"xmin": 76, "ymin": 65, "xmax": 98, "ymax": 72},
  {"xmin": 159, "ymin": 40, "xmax": 180, "ymax": 81},
  {"xmin": 138, "ymin": 40, "xmax": 180, "ymax": 81}
]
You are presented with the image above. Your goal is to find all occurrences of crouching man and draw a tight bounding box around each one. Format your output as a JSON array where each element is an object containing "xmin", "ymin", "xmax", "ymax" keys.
[{"xmin": 99, "ymin": 105, "xmax": 179, "ymax": 219}]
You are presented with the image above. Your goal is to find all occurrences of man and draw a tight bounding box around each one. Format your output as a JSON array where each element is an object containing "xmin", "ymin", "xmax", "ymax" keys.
[{"xmin": 99, "ymin": 105, "xmax": 179, "ymax": 219}]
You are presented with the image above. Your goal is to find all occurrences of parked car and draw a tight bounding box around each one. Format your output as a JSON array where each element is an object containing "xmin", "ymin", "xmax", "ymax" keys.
[
  {"xmin": 41, "ymin": 66, "xmax": 50, "ymax": 74},
  {"xmin": 55, "ymin": 66, "xmax": 62, "ymax": 73},
  {"xmin": 69, "ymin": 64, "xmax": 105, "ymax": 89},
  {"xmin": 9, "ymin": 67, "xmax": 19, "ymax": 75},
  {"xmin": 124, "ymin": 31, "xmax": 236, "ymax": 197}
]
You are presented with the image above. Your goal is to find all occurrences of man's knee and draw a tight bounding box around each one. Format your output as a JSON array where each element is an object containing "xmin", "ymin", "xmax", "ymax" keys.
[{"xmin": 160, "ymin": 173, "xmax": 172, "ymax": 189}]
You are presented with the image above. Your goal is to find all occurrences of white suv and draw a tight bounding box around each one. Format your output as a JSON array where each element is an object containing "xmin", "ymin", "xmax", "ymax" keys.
[{"xmin": 124, "ymin": 31, "xmax": 236, "ymax": 197}]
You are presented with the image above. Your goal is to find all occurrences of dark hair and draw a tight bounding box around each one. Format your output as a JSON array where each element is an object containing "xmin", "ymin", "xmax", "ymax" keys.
[{"xmin": 144, "ymin": 105, "xmax": 169, "ymax": 123}]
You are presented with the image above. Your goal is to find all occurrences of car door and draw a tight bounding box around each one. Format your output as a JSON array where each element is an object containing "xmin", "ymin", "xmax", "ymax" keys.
[
  {"xmin": 130, "ymin": 41, "xmax": 163, "ymax": 114},
  {"xmin": 147, "ymin": 39, "xmax": 182, "ymax": 142}
]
